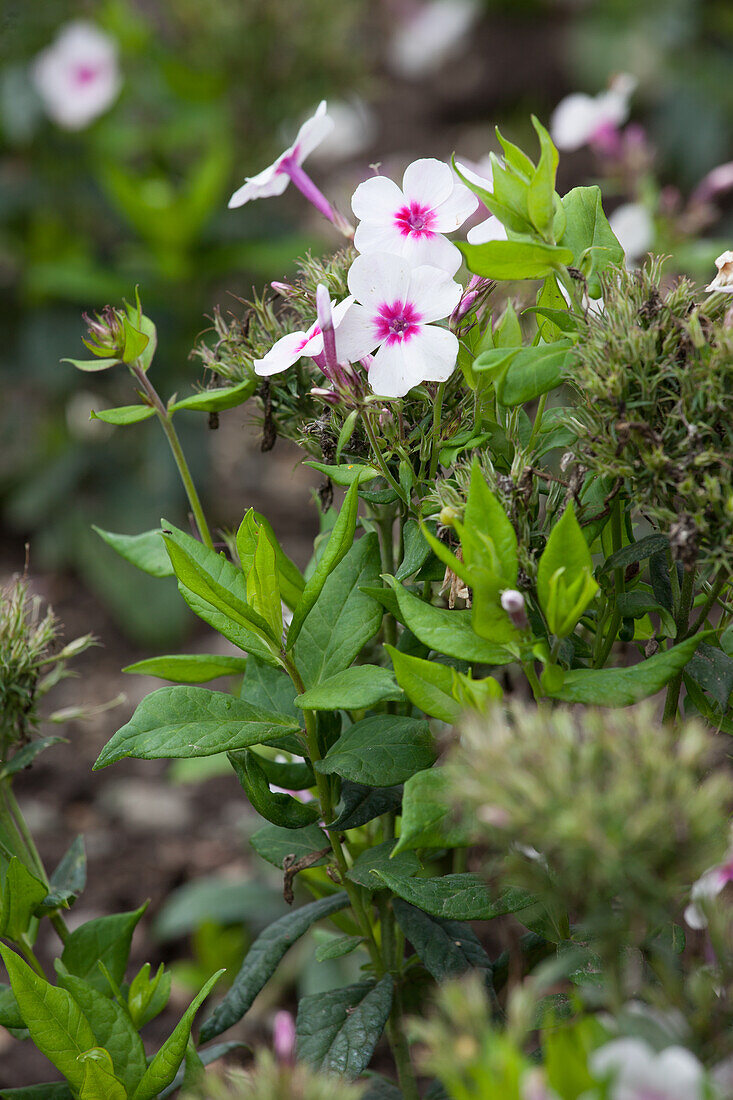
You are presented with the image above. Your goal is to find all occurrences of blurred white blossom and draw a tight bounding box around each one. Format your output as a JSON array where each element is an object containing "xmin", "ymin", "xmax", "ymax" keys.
[
  {"xmin": 550, "ymin": 74, "xmax": 636, "ymax": 152},
  {"xmin": 31, "ymin": 22, "xmax": 121, "ymax": 130},
  {"xmin": 609, "ymin": 203, "xmax": 654, "ymax": 265},
  {"xmin": 388, "ymin": 0, "xmax": 480, "ymax": 78},
  {"xmin": 591, "ymin": 1038, "xmax": 705, "ymax": 1100}
]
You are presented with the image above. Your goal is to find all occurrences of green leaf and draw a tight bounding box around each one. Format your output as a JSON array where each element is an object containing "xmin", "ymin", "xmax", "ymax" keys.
[
  {"xmin": 170, "ymin": 380, "xmax": 256, "ymax": 412},
  {"xmin": 295, "ymin": 665, "xmax": 403, "ymax": 711},
  {"xmin": 560, "ymin": 186, "xmax": 624, "ymax": 296},
  {"xmin": 599, "ymin": 534, "xmax": 670, "ymax": 574},
  {"xmin": 371, "ymin": 872, "xmax": 534, "ymax": 921},
  {"xmin": 78, "ymin": 1048, "xmax": 126, "ymax": 1100},
  {"xmin": 157, "ymin": 1042, "xmax": 249, "ymax": 1100},
  {"xmin": 314, "ymin": 935, "xmax": 364, "ymax": 962},
  {"xmin": 462, "ymin": 462, "xmax": 518, "ymax": 583},
  {"xmin": 236, "ymin": 511, "xmax": 305, "ymax": 611},
  {"xmin": 386, "ymin": 646, "xmax": 461, "ymax": 723},
  {"xmin": 228, "ymin": 749, "xmax": 320, "ymax": 829},
  {"xmin": 496, "ymin": 342, "xmax": 571, "ymax": 406},
  {"xmin": 385, "ymin": 579, "xmax": 516, "ymax": 664},
  {"xmin": 0, "ymin": 736, "xmax": 66, "ymax": 779},
  {"xmin": 200, "ymin": 893, "xmax": 350, "ymax": 1043},
  {"xmin": 128, "ymin": 962, "xmax": 172, "ymax": 1029},
  {"xmin": 162, "ymin": 522, "xmax": 278, "ymax": 651},
  {"xmin": 392, "ymin": 768, "xmax": 469, "ymax": 855},
  {"xmin": 296, "ymin": 976, "xmax": 393, "ymax": 1079},
  {"xmin": 61, "ymin": 904, "xmax": 147, "ymax": 994},
  {"xmin": 180, "ymin": 587, "xmax": 279, "ymax": 666},
  {"xmin": 287, "ymin": 482, "xmax": 360, "ymax": 650},
  {"xmin": 392, "ymin": 899, "xmax": 491, "ymax": 981},
  {"xmin": 316, "ymin": 715, "xmax": 435, "ymax": 787},
  {"xmin": 329, "ymin": 782, "xmax": 404, "ymax": 830},
  {"xmin": 121, "ymin": 314, "xmax": 150, "ymax": 364},
  {"xmin": 253, "ymin": 751, "xmax": 314, "ymax": 791},
  {"xmin": 123, "ymin": 654, "xmax": 249, "ymax": 683},
  {"xmin": 459, "ymin": 240, "xmax": 574, "ymax": 280},
  {"xmin": 295, "ymin": 534, "xmax": 383, "ymax": 688},
  {"xmin": 241, "ymin": 657, "xmax": 299, "ymax": 721},
  {"xmin": 396, "ymin": 519, "xmax": 433, "ymax": 581},
  {"xmin": 0, "ymin": 860, "xmax": 48, "ymax": 941},
  {"xmin": 345, "ymin": 841, "xmax": 420, "ymax": 892},
  {"xmin": 38, "ymin": 837, "xmax": 86, "ymax": 915},
  {"xmin": 527, "ymin": 116, "xmax": 559, "ymax": 236},
  {"xmin": 247, "ymin": 526, "xmax": 283, "ymax": 641},
  {"xmin": 54, "ymin": 967, "xmax": 147, "ymax": 1094},
  {"xmin": 305, "ymin": 462, "xmax": 380, "ymax": 486},
  {"xmin": 131, "ymin": 970, "xmax": 224, "ymax": 1100},
  {"xmin": 0, "ymin": 983, "xmax": 24, "ymax": 1029},
  {"xmin": 686, "ymin": 643, "xmax": 733, "ymax": 710},
  {"xmin": 250, "ymin": 823, "xmax": 329, "ymax": 870},
  {"xmin": 94, "ymin": 686, "xmax": 300, "ymax": 768},
  {"xmin": 537, "ymin": 504, "xmax": 598, "ymax": 637},
  {"xmin": 548, "ymin": 634, "xmax": 709, "ymax": 705},
  {"xmin": 90, "ymin": 404, "xmax": 155, "ymax": 426},
  {"xmin": 92, "ymin": 527, "xmax": 174, "ymax": 578},
  {"xmin": 0, "ymin": 944, "xmax": 96, "ymax": 1092},
  {"xmin": 616, "ymin": 592, "xmax": 676, "ymax": 638},
  {"xmin": 61, "ymin": 356, "xmax": 119, "ymax": 372}
]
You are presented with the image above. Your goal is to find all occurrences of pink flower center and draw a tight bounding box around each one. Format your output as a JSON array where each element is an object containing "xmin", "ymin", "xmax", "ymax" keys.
[
  {"xmin": 394, "ymin": 201, "xmax": 436, "ymax": 238},
  {"xmin": 374, "ymin": 300, "xmax": 422, "ymax": 346},
  {"xmin": 73, "ymin": 64, "xmax": 100, "ymax": 86}
]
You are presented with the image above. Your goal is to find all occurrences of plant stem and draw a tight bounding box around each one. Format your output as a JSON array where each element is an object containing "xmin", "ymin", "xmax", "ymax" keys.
[
  {"xmin": 50, "ymin": 913, "xmax": 69, "ymax": 945},
  {"xmin": 361, "ymin": 411, "xmax": 409, "ymax": 507},
  {"xmin": 663, "ymin": 565, "xmax": 696, "ymax": 722},
  {"xmin": 428, "ymin": 382, "xmax": 446, "ymax": 481},
  {"xmin": 523, "ymin": 661, "xmax": 543, "ymax": 702},
  {"xmin": 387, "ymin": 992, "xmax": 420, "ymax": 1100},
  {"xmin": 594, "ymin": 499, "xmax": 625, "ymax": 668},
  {"xmin": 684, "ymin": 572, "xmax": 728, "ymax": 639},
  {"xmin": 18, "ymin": 936, "xmax": 46, "ymax": 979},
  {"xmin": 131, "ymin": 364, "xmax": 214, "ymax": 549},
  {"xmin": 526, "ymin": 392, "xmax": 548, "ymax": 452},
  {"xmin": 1, "ymin": 781, "xmax": 47, "ymax": 885}
]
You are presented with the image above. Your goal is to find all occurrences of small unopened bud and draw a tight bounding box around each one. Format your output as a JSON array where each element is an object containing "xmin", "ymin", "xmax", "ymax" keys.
[
  {"xmin": 270, "ymin": 280, "xmax": 293, "ymax": 296},
  {"xmin": 501, "ymin": 589, "xmax": 528, "ymax": 630},
  {"xmin": 439, "ymin": 505, "xmax": 460, "ymax": 527},
  {"xmin": 378, "ymin": 406, "xmax": 393, "ymax": 429},
  {"xmin": 309, "ymin": 386, "xmax": 340, "ymax": 406},
  {"xmin": 273, "ymin": 1010, "xmax": 296, "ymax": 1064},
  {"xmin": 451, "ymin": 275, "xmax": 494, "ymax": 326},
  {"xmin": 316, "ymin": 283, "xmax": 338, "ymax": 379}
]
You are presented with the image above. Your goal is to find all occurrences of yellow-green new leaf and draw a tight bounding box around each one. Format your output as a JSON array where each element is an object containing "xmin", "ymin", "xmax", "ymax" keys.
[{"xmin": 538, "ymin": 504, "xmax": 598, "ymax": 637}]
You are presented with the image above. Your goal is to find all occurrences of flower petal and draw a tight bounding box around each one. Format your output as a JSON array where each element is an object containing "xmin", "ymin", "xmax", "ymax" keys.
[
  {"xmin": 432, "ymin": 183, "xmax": 479, "ymax": 231},
  {"xmin": 368, "ymin": 341, "xmax": 418, "ymax": 398},
  {"xmin": 352, "ymin": 174, "xmax": 405, "ymax": 222},
  {"xmin": 400, "ymin": 323, "xmax": 458, "ymax": 384},
  {"xmin": 655, "ymin": 1047, "xmax": 705, "ymax": 1096},
  {"xmin": 229, "ymin": 163, "xmax": 288, "ymax": 208},
  {"xmin": 400, "ymin": 231, "xmax": 463, "ymax": 275},
  {"xmin": 402, "ymin": 158, "xmax": 454, "ymax": 208},
  {"xmin": 292, "ymin": 100, "xmax": 334, "ymax": 163},
  {"xmin": 254, "ymin": 329, "xmax": 319, "ymax": 376},
  {"xmin": 354, "ymin": 219, "xmax": 407, "ymax": 256},
  {"xmin": 347, "ymin": 252, "xmax": 413, "ymax": 311},
  {"xmin": 467, "ymin": 214, "xmax": 508, "ymax": 245},
  {"xmin": 334, "ymin": 302, "xmax": 380, "ymax": 362},
  {"xmin": 406, "ymin": 265, "xmax": 462, "ymax": 323},
  {"xmin": 550, "ymin": 93, "xmax": 601, "ymax": 151}
]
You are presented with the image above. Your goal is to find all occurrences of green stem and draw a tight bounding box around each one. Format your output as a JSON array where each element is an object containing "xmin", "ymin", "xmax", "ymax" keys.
[
  {"xmin": 50, "ymin": 913, "xmax": 70, "ymax": 945},
  {"xmin": 663, "ymin": 566, "xmax": 696, "ymax": 722},
  {"xmin": 362, "ymin": 411, "xmax": 408, "ymax": 507},
  {"xmin": 523, "ymin": 661, "xmax": 543, "ymax": 702},
  {"xmin": 18, "ymin": 936, "xmax": 46, "ymax": 979},
  {"xmin": 683, "ymin": 572, "xmax": 728, "ymax": 639},
  {"xmin": 387, "ymin": 993, "xmax": 420, "ymax": 1100},
  {"xmin": 526, "ymin": 392, "xmax": 548, "ymax": 452},
  {"xmin": 131, "ymin": 364, "xmax": 214, "ymax": 549},
  {"xmin": 594, "ymin": 499, "xmax": 625, "ymax": 668},
  {"xmin": 428, "ymin": 382, "xmax": 446, "ymax": 481},
  {"xmin": 1, "ymin": 782, "xmax": 47, "ymax": 885}
]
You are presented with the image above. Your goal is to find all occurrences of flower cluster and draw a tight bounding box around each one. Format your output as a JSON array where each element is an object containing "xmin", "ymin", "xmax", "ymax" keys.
[{"xmin": 228, "ymin": 102, "xmax": 478, "ymax": 398}]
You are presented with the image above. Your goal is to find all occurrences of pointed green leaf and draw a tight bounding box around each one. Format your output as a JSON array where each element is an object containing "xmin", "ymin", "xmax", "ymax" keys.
[
  {"xmin": 392, "ymin": 899, "xmax": 491, "ymax": 981},
  {"xmin": 527, "ymin": 115, "xmax": 559, "ymax": 236},
  {"xmin": 93, "ymin": 526, "xmax": 174, "ymax": 578},
  {"xmin": 316, "ymin": 715, "xmax": 435, "ymax": 787},
  {"xmin": 200, "ymin": 893, "xmax": 350, "ymax": 1043},
  {"xmin": 386, "ymin": 646, "xmax": 461, "ymax": 723},
  {"xmin": 170, "ymin": 380, "xmax": 256, "ymax": 412},
  {"xmin": 94, "ymin": 686, "xmax": 300, "ymax": 768},
  {"xmin": 295, "ymin": 665, "xmax": 403, "ymax": 711},
  {"xmin": 560, "ymin": 186, "xmax": 624, "ymax": 295},
  {"xmin": 371, "ymin": 872, "xmax": 535, "ymax": 921},
  {"xmin": 247, "ymin": 526, "xmax": 282, "ymax": 640},
  {"xmin": 345, "ymin": 841, "xmax": 420, "ymax": 892},
  {"xmin": 61, "ymin": 905, "xmax": 147, "ymax": 994},
  {"xmin": 1, "ymin": 860, "xmax": 48, "ymax": 941},
  {"xmin": 61, "ymin": 356, "xmax": 119, "ymax": 372},
  {"xmin": 78, "ymin": 1048, "xmax": 127, "ymax": 1100},
  {"xmin": 0, "ymin": 737, "xmax": 66, "ymax": 779},
  {"xmin": 305, "ymin": 461, "xmax": 380, "ymax": 486},
  {"xmin": 329, "ymin": 782, "xmax": 403, "ymax": 831},
  {"xmin": 392, "ymin": 767, "xmax": 469, "ymax": 855},
  {"xmin": 250, "ymin": 822, "xmax": 329, "ymax": 870},
  {"xmin": 495, "ymin": 341, "xmax": 571, "ymax": 407},
  {"xmin": 459, "ymin": 240, "xmax": 574, "ymax": 280},
  {"xmin": 314, "ymin": 934, "xmax": 364, "ymax": 962},
  {"xmin": 91, "ymin": 405, "xmax": 155, "ymax": 425},
  {"xmin": 296, "ymin": 976, "xmax": 393, "ymax": 1079},
  {"xmin": 123, "ymin": 654, "xmax": 248, "ymax": 683},
  {"xmin": 228, "ymin": 749, "xmax": 320, "ymax": 829},
  {"xmin": 538, "ymin": 504, "xmax": 598, "ymax": 637}
]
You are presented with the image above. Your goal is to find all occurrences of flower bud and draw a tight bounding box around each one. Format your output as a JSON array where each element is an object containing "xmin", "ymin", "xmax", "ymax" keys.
[
  {"xmin": 439, "ymin": 505, "xmax": 460, "ymax": 527},
  {"xmin": 501, "ymin": 588, "xmax": 528, "ymax": 630},
  {"xmin": 273, "ymin": 1010, "xmax": 296, "ymax": 1064}
]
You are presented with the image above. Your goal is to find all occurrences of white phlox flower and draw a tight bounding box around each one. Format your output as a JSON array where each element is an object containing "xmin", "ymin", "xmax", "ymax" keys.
[
  {"xmin": 550, "ymin": 74, "xmax": 636, "ymax": 153},
  {"xmin": 608, "ymin": 203, "xmax": 654, "ymax": 265},
  {"xmin": 388, "ymin": 0, "xmax": 480, "ymax": 78},
  {"xmin": 335, "ymin": 252, "xmax": 462, "ymax": 398},
  {"xmin": 253, "ymin": 296, "xmax": 358, "ymax": 377},
  {"xmin": 31, "ymin": 22, "xmax": 121, "ymax": 130},
  {"xmin": 352, "ymin": 158, "xmax": 478, "ymax": 276},
  {"xmin": 591, "ymin": 1038, "xmax": 705, "ymax": 1100},
  {"xmin": 684, "ymin": 851, "xmax": 733, "ymax": 929},
  {"xmin": 705, "ymin": 251, "xmax": 733, "ymax": 295}
]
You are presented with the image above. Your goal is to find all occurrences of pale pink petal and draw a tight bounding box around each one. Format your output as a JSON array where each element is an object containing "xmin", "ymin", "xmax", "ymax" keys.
[
  {"xmin": 254, "ymin": 329, "xmax": 321, "ymax": 376},
  {"xmin": 406, "ymin": 265, "xmax": 462, "ymax": 323},
  {"xmin": 550, "ymin": 93, "xmax": 601, "ymax": 151},
  {"xmin": 467, "ymin": 215, "xmax": 508, "ymax": 245},
  {"xmin": 292, "ymin": 100, "xmax": 334, "ymax": 163},
  {"xmin": 352, "ymin": 174, "xmax": 405, "ymax": 222},
  {"xmin": 400, "ymin": 231, "xmax": 463, "ymax": 276},
  {"xmin": 432, "ymin": 184, "xmax": 479, "ymax": 231},
  {"xmin": 229, "ymin": 162, "xmax": 289, "ymax": 208},
  {"xmin": 402, "ymin": 158, "xmax": 454, "ymax": 208},
  {"xmin": 334, "ymin": 302, "xmax": 380, "ymax": 362},
  {"xmin": 354, "ymin": 219, "xmax": 407, "ymax": 256},
  {"xmin": 368, "ymin": 341, "xmax": 418, "ymax": 398},
  {"xmin": 331, "ymin": 295, "xmax": 356, "ymax": 326},
  {"xmin": 347, "ymin": 252, "xmax": 412, "ymax": 312},
  {"xmin": 455, "ymin": 158, "xmax": 493, "ymax": 190},
  {"xmin": 400, "ymin": 324, "xmax": 458, "ymax": 383}
]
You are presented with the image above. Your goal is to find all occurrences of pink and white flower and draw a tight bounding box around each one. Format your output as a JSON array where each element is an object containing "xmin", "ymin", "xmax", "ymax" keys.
[
  {"xmin": 253, "ymin": 295, "xmax": 356, "ymax": 377},
  {"xmin": 229, "ymin": 102, "xmax": 353, "ymax": 236},
  {"xmin": 335, "ymin": 252, "xmax": 462, "ymax": 398},
  {"xmin": 685, "ymin": 850, "xmax": 733, "ymax": 929},
  {"xmin": 352, "ymin": 158, "xmax": 478, "ymax": 276},
  {"xmin": 388, "ymin": 0, "xmax": 480, "ymax": 79},
  {"xmin": 550, "ymin": 74, "xmax": 636, "ymax": 153},
  {"xmin": 591, "ymin": 1038, "xmax": 705, "ymax": 1100},
  {"xmin": 31, "ymin": 22, "xmax": 121, "ymax": 131}
]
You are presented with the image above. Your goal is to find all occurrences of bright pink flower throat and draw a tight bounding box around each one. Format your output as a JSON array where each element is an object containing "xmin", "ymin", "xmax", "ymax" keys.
[
  {"xmin": 375, "ymin": 300, "xmax": 422, "ymax": 346},
  {"xmin": 73, "ymin": 64, "xmax": 101, "ymax": 86},
  {"xmin": 394, "ymin": 201, "xmax": 436, "ymax": 238}
]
